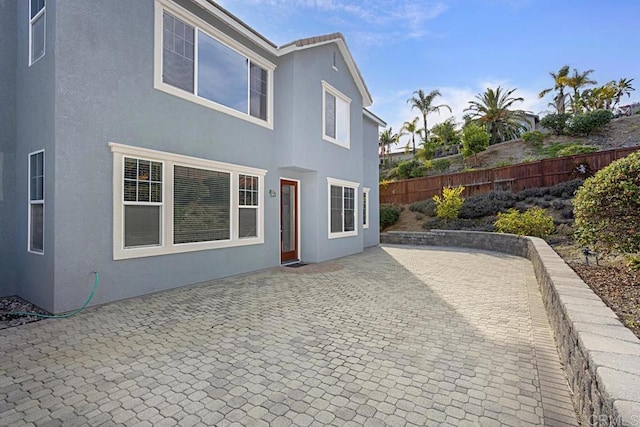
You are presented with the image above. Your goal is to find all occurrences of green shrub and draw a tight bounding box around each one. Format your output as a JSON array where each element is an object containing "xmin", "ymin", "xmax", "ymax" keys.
[
  {"xmin": 433, "ymin": 186, "xmax": 465, "ymax": 222},
  {"xmin": 396, "ymin": 159, "xmax": 430, "ymax": 179},
  {"xmin": 556, "ymin": 144, "xmax": 597, "ymax": 157},
  {"xmin": 459, "ymin": 191, "xmax": 518, "ymax": 219},
  {"xmin": 516, "ymin": 187, "xmax": 545, "ymax": 200},
  {"xmin": 522, "ymin": 130, "xmax": 545, "ymax": 147},
  {"xmin": 574, "ymin": 151, "xmax": 640, "ymax": 255},
  {"xmin": 567, "ymin": 109, "xmax": 613, "ymax": 136},
  {"xmin": 431, "ymin": 159, "xmax": 451, "ymax": 172},
  {"xmin": 494, "ymin": 207, "xmax": 555, "ymax": 238},
  {"xmin": 540, "ymin": 113, "xmax": 571, "ymax": 135},
  {"xmin": 547, "ymin": 179, "xmax": 584, "ymax": 197},
  {"xmin": 380, "ymin": 204, "xmax": 402, "ymax": 229},
  {"xmin": 409, "ymin": 199, "xmax": 436, "ymax": 216}
]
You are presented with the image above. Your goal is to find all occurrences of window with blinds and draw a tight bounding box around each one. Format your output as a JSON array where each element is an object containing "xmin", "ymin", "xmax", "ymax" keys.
[
  {"xmin": 173, "ymin": 166, "xmax": 230, "ymax": 244},
  {"xmin": 123, "ymin": 157, "xmax": 163, "ymax": 248},
  {"xmin": 111, "ymin": 143, "xmax": 265, "ymax": 260}
]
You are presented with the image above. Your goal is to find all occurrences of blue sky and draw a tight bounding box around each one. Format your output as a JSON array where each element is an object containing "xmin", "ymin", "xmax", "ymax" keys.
[{"xmin": 220, "ymin": 0, "xmax": 640, "ymax": 148}]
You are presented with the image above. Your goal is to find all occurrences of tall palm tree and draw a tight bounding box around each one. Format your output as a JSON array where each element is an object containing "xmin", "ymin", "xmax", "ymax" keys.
[
  {"xmin": 538, "ymin": 65, "xmax": 570, "ymax": 114},
  {"xmin": 401, "ymin": 117, "xmax": 421, "ymax": 155},
  {"xmin": 379, "ymin": 127, "xmax": 400, "ymax": 165},
  {"xmin": 464, "ymin": 86, "xmax": 529, "ymax": 145},
  {"xmin": 566, "ymin": 68, "xmax": 597, "ymax": 115},
  {"xmin": 612, "ymin": 78, "xmax": 635, "ymax": 110},
  {"xmin": 407, "ymin": 89, "xmax": 451, "ymax": 144}
]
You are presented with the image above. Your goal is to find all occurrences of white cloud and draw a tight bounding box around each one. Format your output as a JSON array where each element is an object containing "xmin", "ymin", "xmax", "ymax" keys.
[{"xmin": 221, "ymin": 0, "xmax": 449, "ymax": 46}]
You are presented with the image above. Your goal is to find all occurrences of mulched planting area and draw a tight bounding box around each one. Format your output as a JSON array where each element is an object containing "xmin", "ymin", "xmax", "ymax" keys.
[
  {"xmin": 568, "ymin": 261, "xmax": 640, "ymax": 339},
  {"xmin": 0, "ymin": 296, "xmax": 48, "ymax": 329}
]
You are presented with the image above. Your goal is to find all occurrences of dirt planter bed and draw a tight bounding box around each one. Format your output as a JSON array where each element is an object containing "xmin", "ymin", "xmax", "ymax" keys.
[{"xmin": 382, "ymin": 230, "xmax": 640, "ymax": 426}]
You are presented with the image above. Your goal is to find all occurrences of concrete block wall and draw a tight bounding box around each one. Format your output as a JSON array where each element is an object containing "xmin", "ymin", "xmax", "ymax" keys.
[{"xmin": 381, "ymin": 230, "xmax": 640, "ymax": 426}]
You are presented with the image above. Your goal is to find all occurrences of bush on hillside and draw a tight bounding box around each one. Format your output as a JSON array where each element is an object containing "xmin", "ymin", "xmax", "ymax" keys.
[
  {"xmin": 396, "ymin": 159, "xmax": 430, "ymax": 179},
  {"xmin": 433, "ymin": 186, "xmax": 465, "ymax": 223},
  {"xmin": 522, "ymin": 130, "xmax": 545, "ymax": 147},
  {"xmin": 459, "ymin": 190, "xmax": 518, "ymax": 219},
  {"xmin": 548, "ymin": 179, "xmax": 584, "ymax": 198},
  {"xmin": 540, "ymin": 113, "xmax": 571, "ymax": 135},
  {"xmin": 380, "ymin": 204, "xmax": 402, "ymax": 229},
  {"xmin": 431, "ymin": 159, "xmax": 451, "ymax": 172},
  {"xmin": 567, "ymin": 109, "xmax": 613, "ymax": 136},
  {"xmin": 556, "ymin": 144, "xmax": 597, "ymax": 157},
  {"xmin": 494, "ymin": 207, "xmax": 555, "ymax": 238},
  {"xmin": 574, "ymin": 151, "xmax": 640, "ymax": 255},
  {"xmin": 409, "ymin": 199, "xmax": 436, "ymax": 216}
]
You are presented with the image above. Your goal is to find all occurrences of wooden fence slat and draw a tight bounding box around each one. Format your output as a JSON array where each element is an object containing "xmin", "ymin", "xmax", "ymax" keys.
[{"xmin": 380, "ymin": 146, "xmax": 640, "ymax": 205}]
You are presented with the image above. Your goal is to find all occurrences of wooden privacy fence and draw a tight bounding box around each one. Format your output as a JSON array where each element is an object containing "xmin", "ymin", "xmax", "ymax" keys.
[{"xmin": 380, "ymin": 146, "xmax": 640, "ymax": 205}]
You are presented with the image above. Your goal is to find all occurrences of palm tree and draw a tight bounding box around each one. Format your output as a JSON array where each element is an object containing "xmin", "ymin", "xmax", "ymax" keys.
[
  {"xmin": 538, "ymin": 65, "xmax": 570, "ymax": 114},
  {"xmin": 401, "ymin": 117, "xmax": 421, "ymax": 155},
  {"xmin": 407, "ymin": 89, "xmax": 451, "ymax": 144},
  {"xmin": 566, "ymin": 68, "xmax": 597, "ymax": 115},
  {"xmin": 612, "ymin": 78, "xmax": 635, "ymax": 110},
  {"xmin": 379, "ymin": 127, "xmax": 400, "ymax": 165},
  {"xmin": 464, "ymin": 86, "xmax": 529, "ymax": 145}
]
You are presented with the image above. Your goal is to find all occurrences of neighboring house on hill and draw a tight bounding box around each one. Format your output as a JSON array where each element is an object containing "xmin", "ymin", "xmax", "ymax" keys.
[
  {"xmin": 379, "ymin": 150, "xmax": 414, "ymax": 165},
  {"xmin": 0, "ymin": 0, "xmax": 385, "ymax": 313},
  {"xmin": 519, "ymin": 112, "xmax": 540, "ymax": 132}
]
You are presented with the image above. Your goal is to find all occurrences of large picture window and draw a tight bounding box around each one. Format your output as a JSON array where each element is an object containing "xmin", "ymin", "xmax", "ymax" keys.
[
  {"xmin": 28, "ymin": 150, "xmax": 44, "ymax": 253},
  {"xmin": 29, "ymin": 0, "xmax": 46, "ymax": 65},
  {"xmin": 111, "ymin": 143, "xmax": 265, "ymax": 260},
  {"xmin": 327, "ymin": 177, "xmax": 359, "ymax": 238},
  {"xmin": 155, "ymin": 5, "xmax": 274, "ymax": 127},
  {"xmin": 322, "ymin": 81, "xmax": 351, "ymax": 148}
]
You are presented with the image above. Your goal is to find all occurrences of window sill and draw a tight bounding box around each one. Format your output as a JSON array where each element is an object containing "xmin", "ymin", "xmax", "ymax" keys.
[
  {"xmin": 328, "ymin": 231, "xmax": 357, "ymax": 240},
  {"xmin": 114, "ymin": 236, "xmax": 264, "ymax": 260},
  {"xmin": 322, "ymin": 135, "xmax": 350, "ymax": 149}
]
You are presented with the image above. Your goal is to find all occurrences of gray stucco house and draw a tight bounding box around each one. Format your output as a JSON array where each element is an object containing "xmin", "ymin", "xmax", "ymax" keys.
[{"xmin": 0, "ymin": 0, "xmax": 385, "ymax": 313}]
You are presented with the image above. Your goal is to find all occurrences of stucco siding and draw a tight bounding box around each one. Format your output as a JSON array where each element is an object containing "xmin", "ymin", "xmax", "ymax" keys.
[{"xmin": 0, "ymin": 0, "xmax": 17, "ymax": 297}]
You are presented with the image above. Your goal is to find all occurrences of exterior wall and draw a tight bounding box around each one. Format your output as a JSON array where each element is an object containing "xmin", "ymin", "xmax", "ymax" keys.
[
  {"xmin": 363, "ymin": 116, "xmax": 380, "ymax": 248},
  {"xmin": 50, "ymin": 0, "xmax": 281, "ymax": 312},
  {"xmin": 279, "ymin": 45, "xmax": 365, "ymax": 262},
  {"xmin": 0, "ymin": 0, "xmax": 17, "ymax": 297},
  {"xmin": 7, "ymin": 0, "xmax": 382, "ymax": 312},
  {"xmin": 14, "ymin": 0, "xmax": 57, "ymax": 310}
]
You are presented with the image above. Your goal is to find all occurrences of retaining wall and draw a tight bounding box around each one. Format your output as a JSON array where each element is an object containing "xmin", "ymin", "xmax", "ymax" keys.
[{"xmin": 381, "ymin": 230, "xmax": 640, "ymax": 426}]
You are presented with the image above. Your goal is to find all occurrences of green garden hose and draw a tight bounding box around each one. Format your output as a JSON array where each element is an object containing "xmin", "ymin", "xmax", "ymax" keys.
[{"xmin": 1, "ymin": 272, "xmax": 99, "ymax": 319}]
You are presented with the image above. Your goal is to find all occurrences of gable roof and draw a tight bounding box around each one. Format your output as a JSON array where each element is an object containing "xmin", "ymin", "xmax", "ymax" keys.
[{"xmin": 193, "ymin": 0, "xmax": 373, "ymax": 107}]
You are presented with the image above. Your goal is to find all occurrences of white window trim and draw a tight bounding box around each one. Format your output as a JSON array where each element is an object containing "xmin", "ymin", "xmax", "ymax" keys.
[
  {"xmin": 153, "ymin": 0, "xmax": 276, "ymax": 129},
  {"xmin": 327, "ymin": 177, "xmax": 359, "ymax": 239},
  {"xmin": 29, "ymin": 0, "xmax": 46, "ymax": 66},
  {"xmin": 28, "ymin": 149, "xmax": 44, "ymax": 255},
  {"xmin": 322, "ymin": 81, "xmax": 351, "ymax": 149},
  {"xmin": 363, "ymin": 187, "xmax": 370, "ymax": 229},
  {"xmin": 110, "ymin": 142, "xmax": 266, "ymax": 260}
]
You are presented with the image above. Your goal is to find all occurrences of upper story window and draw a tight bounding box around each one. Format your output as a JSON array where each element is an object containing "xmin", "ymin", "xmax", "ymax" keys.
[
  {"xmin": 29, "ymin": 0, "xmax": 46, "ymax": 65},
  {"xmin": 155, "ymin": 2, "xmax": 275, "ymax": 128},
  {"xmin": 322, "ymin": 81, "xmax": 351, "ymax": 148},
  {"xmin": 28, "ymin": 150, "xmax": 44, "ymax": 253},
  {"xmin": 110, "ymin": 143, "xmax": 266, "ymax": 260}
]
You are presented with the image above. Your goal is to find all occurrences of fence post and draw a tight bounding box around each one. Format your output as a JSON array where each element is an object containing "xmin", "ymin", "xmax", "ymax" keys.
[
  {"xmin": 404, "ymin": 180, "xmax": 409, "ymax": 204},
  {"xmin": 539, "ymin": 160, "xmax": 545, "ymax": 187}
]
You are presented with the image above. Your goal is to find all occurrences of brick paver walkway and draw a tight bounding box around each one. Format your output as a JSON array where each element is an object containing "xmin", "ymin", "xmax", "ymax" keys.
[{"xmin": 0, "ymin": 245, "xmax": 577, "ymax": 426}]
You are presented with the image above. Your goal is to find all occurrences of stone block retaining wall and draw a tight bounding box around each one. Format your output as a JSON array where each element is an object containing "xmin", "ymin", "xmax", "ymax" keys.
[{"xmin": 381, "ymin": 231, "xmax": 640, "ymax": 426}]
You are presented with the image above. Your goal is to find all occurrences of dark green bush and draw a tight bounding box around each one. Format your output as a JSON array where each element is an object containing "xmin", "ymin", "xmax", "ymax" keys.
[
  {"xmin": 409, "ymin": 199, "xmax": 436, "ymax": 216},
  {"xmin": 540, "ymin": 113, "xmax": 571, "ymax": 135},
  {"xmin": 567, "ymin": 109, "xmax": 613, "ymax": 136},
  {"xmin": 397, "ymin": 159, "xmax": 430, "ymax": 179},
  {"xmin": 459, "ymin": 191, "xmax": 518, "ymax": 219},
  {"xmin": 431, "ymin": 159, "xmax": 451, "ymax": 172},
  {"xmin": 380, "ymin": 204, "xmax": 402, "ymax": 229},
  {"xmin": 548, "ymin": 179, "xmax": 584, "ymax": 197},
  {"xmin": 516, "ymin": 187, "xmax": 545, "ymax": 200},
  {"xmin": 574, "ymin": 151, "xmax": 640, "ymax": 254},
  {"xmin": 522, "ymin": 130, "xmax": 544, "ymax": 147}
]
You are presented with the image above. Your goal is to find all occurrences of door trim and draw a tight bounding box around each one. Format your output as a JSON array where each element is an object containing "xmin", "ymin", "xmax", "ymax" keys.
[{"xmin": 280, "ymin": 177, "xmax": 301, "ymax": 264}]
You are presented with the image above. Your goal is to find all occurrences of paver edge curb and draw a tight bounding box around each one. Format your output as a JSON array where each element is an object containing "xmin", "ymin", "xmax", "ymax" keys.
[{"xmin": 381, "ymin": 230, "xmax": 640, "ymax": 426}]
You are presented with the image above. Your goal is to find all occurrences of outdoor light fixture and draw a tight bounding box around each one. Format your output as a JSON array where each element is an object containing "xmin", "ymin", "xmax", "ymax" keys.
[{"xmin": 268, "ymin": 189, "xmax": 277, "ymax": 197}]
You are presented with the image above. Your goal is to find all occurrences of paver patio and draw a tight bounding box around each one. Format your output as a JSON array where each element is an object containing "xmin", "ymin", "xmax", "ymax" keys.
[{"xmin": 0, "ymin": 245, "xmax": 577, "ymax": 426}]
